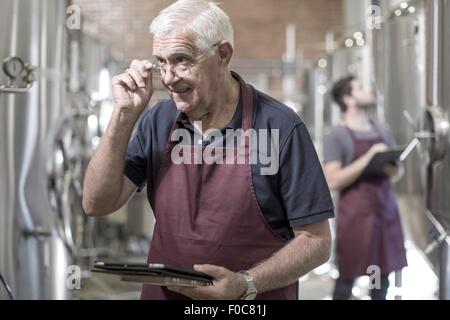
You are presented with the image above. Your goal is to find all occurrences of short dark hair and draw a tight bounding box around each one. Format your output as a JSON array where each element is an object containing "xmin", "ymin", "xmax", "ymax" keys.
[{"xmin": 331, "ymin": 75, "xmax": 356, "ymax": 112}]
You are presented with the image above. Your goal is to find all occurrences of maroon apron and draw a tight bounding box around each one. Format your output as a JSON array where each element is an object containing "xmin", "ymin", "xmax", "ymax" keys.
[
  {"xmin": 336, "ymin": 124, "xmax": 407, "ymax": 279},
  {"xmin": 141, "ymin": 74, "xmax": 298, "ymax": 300}
]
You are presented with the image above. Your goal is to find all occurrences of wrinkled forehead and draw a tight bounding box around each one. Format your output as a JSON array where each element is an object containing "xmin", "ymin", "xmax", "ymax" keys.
[{"xmin": 152, "ymin": 32, "xmax": 200, "ymax": 58}]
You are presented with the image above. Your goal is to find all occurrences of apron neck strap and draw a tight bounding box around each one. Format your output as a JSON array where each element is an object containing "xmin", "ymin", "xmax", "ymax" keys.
[
  {"xmin": 231, "ymin": 71, "xmax": 253, "ymax": 131},
  {"xmin": 369, "ymin": 120, "xmax": 384, "ymax": 139}
]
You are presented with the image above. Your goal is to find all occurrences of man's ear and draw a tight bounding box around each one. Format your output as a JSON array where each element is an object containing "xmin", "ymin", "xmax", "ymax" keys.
[{"xmin": 217, "ymin": 41, "xmax": 233, "ymax": 66}]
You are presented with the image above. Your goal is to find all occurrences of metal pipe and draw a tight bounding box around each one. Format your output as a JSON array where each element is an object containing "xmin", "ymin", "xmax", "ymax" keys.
[
  {"xmin": 3, "ymin": 0, "xmax": 21, "ymax": 297},
  {"xmin": 0, "ymin": 83, "xmax": 34, "ymax": 93},
  {"xmin": 425, "ymin": 0, "xmax": 441, "ymax": 107},
  {"xmin": 282, "ymin": 24, "xmax": 298, "ymax": 110},
  {"xmin": 439, "ymin": 238, "xmax": 450, "ymax": 299}
]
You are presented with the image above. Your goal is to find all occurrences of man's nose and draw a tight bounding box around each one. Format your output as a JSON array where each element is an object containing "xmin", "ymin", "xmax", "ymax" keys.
[{"xmin": 162, "ymin": 68, "xmax": 179, "ymax": 86}]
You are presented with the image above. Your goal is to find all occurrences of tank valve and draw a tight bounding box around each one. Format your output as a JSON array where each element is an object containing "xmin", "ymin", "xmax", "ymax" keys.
[
  {"xmin": 424, "ymin": 209, "xmax": 449, "ymax": 254},
  {"xmin": 0, "ymin": 56, "xmax": 36, "ymax": 93}
]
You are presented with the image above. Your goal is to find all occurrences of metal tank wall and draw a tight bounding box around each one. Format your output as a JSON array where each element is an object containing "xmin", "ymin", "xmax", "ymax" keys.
[
  {"xmin": 434, "ymin": 0, "xmax": 450, "ymax": 230},
  {"xmin": 381, "ymin": 0, "xmax": 440, "ymax": 270},
  {"xmin": 46, "ymin": 31, "xmax": 109, "ymax": 261},
  {"xmin": 0, "ymin": 0, "xmax": 72, "ymax": 299},
  {"xmin": 380, "ymin": 0, "xmax": 450, "ymax": 298},
  {"xmin": 423, "ymin": 0, "xmax": 450, "ymax": 242},
  {"xmin": 0, "ymin": 3, "xmax": 135, "ymax": 299},
  {"xmin": 301, "ymin": 63, "xmax": 329, "ymax": 160},
  {"xmin": 438, "ymin": 0, "xmax": 450, "ymax": 298},
  {"xmin": 67, "ymin": 32, "xmax": 155, "ymax": 260},
  {"xmin": 419, "ymin": 0, "xmax": 450, "ymax": 299}
]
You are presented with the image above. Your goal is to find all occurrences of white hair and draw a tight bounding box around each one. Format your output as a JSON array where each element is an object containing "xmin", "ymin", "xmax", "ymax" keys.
[{"xmin": 150, "ymin": 0, "xmax": 234, "ymax": 54}]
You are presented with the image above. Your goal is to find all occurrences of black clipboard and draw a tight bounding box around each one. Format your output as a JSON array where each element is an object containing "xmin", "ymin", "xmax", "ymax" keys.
[
  {"xmin": 92, "ymin": 261, "xmax": 213, "ymax": 287},
  {"xmin": 361, "ymin": 146, "xmax": 405, "ymax": 178}
]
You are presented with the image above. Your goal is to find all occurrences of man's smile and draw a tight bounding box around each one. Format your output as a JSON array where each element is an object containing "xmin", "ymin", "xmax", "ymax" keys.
[{"xmin": 170, "ymin": 87, "xmax": 192, "ymax": 94}]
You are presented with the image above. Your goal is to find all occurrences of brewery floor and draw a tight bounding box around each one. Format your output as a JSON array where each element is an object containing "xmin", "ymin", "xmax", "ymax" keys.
[{"xmin": 73, "ymin": 240, "xmax": 438, "ymax": 300}]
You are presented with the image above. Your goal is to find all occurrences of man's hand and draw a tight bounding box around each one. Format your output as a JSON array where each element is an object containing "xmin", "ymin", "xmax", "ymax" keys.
[
  {"xmin": 366, "ymin": 143, "xmax": 389, "ymax": 159},
  {"xmin": 112, "ymin": 59, "xmax": 154, "ymax": 119},
  {"xmin": 384, "ymin": 162, "xmax": 404, "ymax": 182},
  {"xmin": 167, "ymin": 264, "xmax": 246, "ymax": 300},
  {"xmin": 324, "ymin": 143, "xmax": 390, "ymax": 191},
  {"xmin": 383, "ymin": 163, "xmax": 399, "ymax": 177}
]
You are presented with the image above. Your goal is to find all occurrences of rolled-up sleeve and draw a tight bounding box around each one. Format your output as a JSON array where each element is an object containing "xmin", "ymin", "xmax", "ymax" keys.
[
  {"xmin": 124, "ymin": 111, "xmax": 150, "ymax": 191},
  {"xmin": 279, "ymin": 123, "xmax": 335, "ymax": 227}
]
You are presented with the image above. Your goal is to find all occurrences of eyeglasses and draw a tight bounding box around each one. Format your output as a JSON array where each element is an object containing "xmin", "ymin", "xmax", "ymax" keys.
[
  {"xmin": 151, "ymin": 57, "xmax": 194, "ymax": 78},
  {"xmin": 152, "ymin": 42, "xmax": 220, "ymax": 78}
]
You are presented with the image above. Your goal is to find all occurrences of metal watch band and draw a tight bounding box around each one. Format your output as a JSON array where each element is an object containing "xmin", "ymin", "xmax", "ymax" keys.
[{"xmin": 238, "ymin": 270, "xmax": 257, "ymax": 300}]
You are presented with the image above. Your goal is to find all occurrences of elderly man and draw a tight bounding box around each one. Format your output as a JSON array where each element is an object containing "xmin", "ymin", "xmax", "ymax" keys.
[{"xmin": 83, "ymin": 0, "xmax": 334, "ymax": 300}]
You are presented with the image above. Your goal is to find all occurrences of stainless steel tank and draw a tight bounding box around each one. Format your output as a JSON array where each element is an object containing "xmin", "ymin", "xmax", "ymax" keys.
[
  {"xmin": 435, "ymin": 0, "xmax": 450, "ymax": 229},
  {"xmin": 301, "ymin": 62, "xmax": 329, "ymax": 160},
  {"xmin": 381, "ymin": 0, "xmax": 439, "ymax": 270},
  {"xmin": 69, "ymin": 33, "xmax": 154, "ymax": 260},
  {"xmin": 383, "ymin": 0, "xmax": 450, "ymax": 299},
  {"xmin": 422, "ymin": 0, "xmax": 450, "ymax": 244},
  {"xmin": 0, "ymin": 0, "xmax": 72, "ymax": 299},
  {"xmin": 417, "ymin": 0, "xmax": 450, "ymax": 299},
  {"xmin": 46, "ymin": 31, "xmax": 110, "ymax": 261}
]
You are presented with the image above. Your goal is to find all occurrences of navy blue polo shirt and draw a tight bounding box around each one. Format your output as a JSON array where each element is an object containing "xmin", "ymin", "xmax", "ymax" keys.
[{"xmin": 124, "ymin": 75, "xmax": 334, "ymax": 240}]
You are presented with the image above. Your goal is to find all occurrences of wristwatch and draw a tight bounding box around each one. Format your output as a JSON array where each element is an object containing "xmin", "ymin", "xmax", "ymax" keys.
[{"xmin": 238, "ymin": 270, "xmax": 257, "ymax": 300}]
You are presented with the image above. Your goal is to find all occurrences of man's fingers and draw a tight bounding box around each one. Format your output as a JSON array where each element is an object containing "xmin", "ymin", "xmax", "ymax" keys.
[
  {"xmin": 145, "ymin": 68, "xmax": 153, "ymax": 91},
  {"xmin": 142, "ymin": 59, "xmax": 152, "ymax": 70},
  {"xmin": 194, "ymin": 264, "xmax": 226, "ymax": 279},
  {"xmin": 131, "ymin": 60, "xmax": 150, "ymax": 78},
  {"xmin": 113, "ymin": 73, "xmax": 137, "ymax": 91},
  {"xmin": 144, "ymin": 60, "xmax": 153, "ymax": 70},
  {"xmin": 129, "ymin": 60, "xmax": 153, "ymax": 91},
  {"xmin": 138, "ymin": 60, "xmax": 154, "ymax": 91},
  {"xmin": 127, "ymin": 68, "xmax": 145, "ymax": 88}
]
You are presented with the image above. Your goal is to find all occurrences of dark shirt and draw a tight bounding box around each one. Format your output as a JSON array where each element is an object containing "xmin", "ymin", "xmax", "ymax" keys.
[
  {"xmin": 323, "ymin": 124, "xmax": 397, "ymax": 166},
  {"xmin": 124, "ymin": 75, "xmax": 334, "ymax": 240}
]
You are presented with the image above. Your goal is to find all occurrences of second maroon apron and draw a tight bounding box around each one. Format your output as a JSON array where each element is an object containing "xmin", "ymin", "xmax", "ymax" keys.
[
  {"xmin": 141, "ymin": 74, "xmax": 298, "ymax": 300},
  {"xmin": 336, "ymin": 125, "xmax": 407, "ymax": 279}
]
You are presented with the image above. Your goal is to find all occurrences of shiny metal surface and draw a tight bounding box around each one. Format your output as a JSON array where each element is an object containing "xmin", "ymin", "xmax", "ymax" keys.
[
  {"xmin": 381, "ymin": 0, "xmax": 444, "ymax": 274},
  {"xmin": 301, "ymin": 64, "xmax": 328, "ymax": 160},
  {"xmin": 425, "ymin": 0, "xmax": 450, "ymax": 232},
  {"xmin": 47, "ymin": 32, "xmax": 106, "ymax": 259},
  {"xmin": 0, "ymin": 0, "xmax": 72, "ymax": 299},
  {"xmin": 421, "ymin": 0, "xmax": 450, "ymax": 298},
  {"xmin": 380, "ymin": 0, "xmax": 450, "ymax": 298}
]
